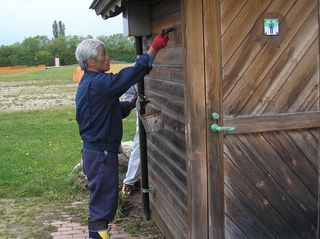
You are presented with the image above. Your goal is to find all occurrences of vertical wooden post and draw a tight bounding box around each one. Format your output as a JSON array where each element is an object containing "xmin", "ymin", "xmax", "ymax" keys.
[
  {"xmin": 203, "ymin": 0, "xmax": 225, "ymax": 238},
  {"xmin": 317, "ymin": 1, "xmax": 320, "ymax": 238},
  {"xmin": 183, "ymin": 0, "xmax": 208, "ymax": 238}
]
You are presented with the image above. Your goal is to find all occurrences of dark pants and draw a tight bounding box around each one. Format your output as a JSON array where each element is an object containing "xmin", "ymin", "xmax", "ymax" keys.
[{"xmin": 82, "ymin": 148, "xmax": 119, "ymax": 231}]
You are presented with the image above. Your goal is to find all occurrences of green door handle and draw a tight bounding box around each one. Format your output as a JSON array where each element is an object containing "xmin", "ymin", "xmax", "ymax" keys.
[
  {"xmin": 211, "ymin": 112, "xmax": 236, "ymax": 132},
  {"xmin": 211, "ymin": 124, "xmax": 236, "ymax": 132}
]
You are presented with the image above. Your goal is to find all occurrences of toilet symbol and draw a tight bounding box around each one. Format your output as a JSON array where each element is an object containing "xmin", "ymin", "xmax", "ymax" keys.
[
  {"xmin": 264, "ymin": 18, "xmax": 279, "ymax": 36},
  {"xmin": 269, "ymin": 21, "xmax": 274, "ymax": 34}
]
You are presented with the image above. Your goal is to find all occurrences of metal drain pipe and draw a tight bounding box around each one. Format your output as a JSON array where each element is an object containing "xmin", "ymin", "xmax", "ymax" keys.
[{"xmin": 135, "ymin": 36, "xmax": 150, "ymax": 220}]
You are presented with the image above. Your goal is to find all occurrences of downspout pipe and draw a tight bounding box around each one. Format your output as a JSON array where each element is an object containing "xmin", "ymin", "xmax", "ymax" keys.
[{"xmin": 135, "ymin": 36, "xmax": 150, "ymax": 220}]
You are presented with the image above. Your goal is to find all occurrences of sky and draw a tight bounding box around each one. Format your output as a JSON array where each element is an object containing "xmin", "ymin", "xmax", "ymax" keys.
[{"xmin": 0, "ymin": 0, "xmax": 123, "ymax": 46}]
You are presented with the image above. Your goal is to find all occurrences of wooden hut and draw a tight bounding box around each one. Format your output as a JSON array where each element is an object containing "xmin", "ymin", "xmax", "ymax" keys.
[{"xmin": 89, "ymin": 0, "xmax": 320, "ymax": 238}]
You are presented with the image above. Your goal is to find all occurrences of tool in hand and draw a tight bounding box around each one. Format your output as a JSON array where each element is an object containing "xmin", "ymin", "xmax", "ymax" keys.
[{"xmin": 162, "ymin": 28, "xmax": 175, "ymax": 34}]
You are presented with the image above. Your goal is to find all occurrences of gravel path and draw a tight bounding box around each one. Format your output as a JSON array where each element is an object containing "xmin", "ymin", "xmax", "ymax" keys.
[{"xmin": 0, "ymin": 80, "xmax": 77, "ymax": 112}]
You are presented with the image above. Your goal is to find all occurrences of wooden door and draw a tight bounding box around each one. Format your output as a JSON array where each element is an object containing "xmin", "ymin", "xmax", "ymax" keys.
[
  {"xmin": 185, "ymin": 0, "xmax": 319, "ymax": 238},
  {"xmin": 206, "ymin": 0, "xmax": 320, "ymax": 238}
]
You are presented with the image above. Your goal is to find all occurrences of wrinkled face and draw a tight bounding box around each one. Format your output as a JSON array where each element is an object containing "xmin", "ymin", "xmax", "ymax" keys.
[{"xmin": 88, "ymin": 45, "xmax": 110, "ymax": 73}]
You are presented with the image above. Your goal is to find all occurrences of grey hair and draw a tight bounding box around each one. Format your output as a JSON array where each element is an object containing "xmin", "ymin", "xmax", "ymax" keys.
[{"xmin": 75, "ymin": 39, "xmax": 105, "ymax": 70}]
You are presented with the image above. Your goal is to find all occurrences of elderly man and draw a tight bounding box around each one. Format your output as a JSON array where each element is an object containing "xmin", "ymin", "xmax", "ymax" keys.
[{"xmin": 75, "ymin": 31, "xmax": 169, "ymax": 239}]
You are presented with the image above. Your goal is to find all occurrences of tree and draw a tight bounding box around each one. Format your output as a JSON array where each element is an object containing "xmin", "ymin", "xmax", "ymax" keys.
[
  {"xmin": 97, "ymin": 34, "xmax": 135, "ymax": 62},
  {"xmin": 0, "ymin": 33, "xmax": 134, "ymax": 67},
  {"xmin": 36, "ymin": 51, "xmax": 53, "ymax": 66},
  {"xmin": 52, "ymin": 20, "xmax": 65, "ymax": 38},
  {"xmin": 58, "ymin": 21, "xmax": 65, "ymax": 36},
  {"xmin": 52, "ymin": 20, "xmax": 59, "ymax": 38}
]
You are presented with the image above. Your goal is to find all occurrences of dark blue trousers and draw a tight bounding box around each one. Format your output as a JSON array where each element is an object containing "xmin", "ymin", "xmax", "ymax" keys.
[{"xmin": 82, "ymin": 148, "xmax": 119, "ymax": 231}]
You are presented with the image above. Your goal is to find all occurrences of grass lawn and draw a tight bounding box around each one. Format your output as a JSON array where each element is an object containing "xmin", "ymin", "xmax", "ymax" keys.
[
  {"xmin": 0, "ymin": 66, "xmax": 76, "ymax": 84},
  {"xmin": 0, "ymin": 106, "xmax": 136, "ymax": 200}
]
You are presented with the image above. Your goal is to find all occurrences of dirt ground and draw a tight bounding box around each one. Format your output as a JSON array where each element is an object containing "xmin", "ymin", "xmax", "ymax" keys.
[
  {"xmin": 0, "ymin": 80, "xmax": 77, "ymax": 112},
  {"xmin": 0, "ymin": 198, "xmax": 87, "ymax": 238}
]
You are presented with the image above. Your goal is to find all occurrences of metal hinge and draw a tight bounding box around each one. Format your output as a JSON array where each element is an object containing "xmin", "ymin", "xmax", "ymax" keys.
[{"xmin": 142, "ymin": 185, "xmax": 155, "ymax": 194}]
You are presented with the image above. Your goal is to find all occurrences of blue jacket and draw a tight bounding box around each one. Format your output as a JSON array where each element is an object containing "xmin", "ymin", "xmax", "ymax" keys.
[{"xmin": 75, "ymin": 54, "xmax": 152, "ymax": 153}]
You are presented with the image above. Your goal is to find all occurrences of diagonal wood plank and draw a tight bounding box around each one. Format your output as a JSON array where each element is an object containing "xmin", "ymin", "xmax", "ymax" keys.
[
  {"xmin": 288, "ymin": 70, "xmax": 319, "ymax": 112},
  {"xmin": 225, "ymin": 185, "xmax": 276, "ymax": 239},
  {"xmin": 225, "ymin": 155, "xmax": 302, "ymax": 238},
  {"xmin": 287, "ymin": 129, "xmax": 318, "ymax": 168},
  {"xmin": 310, "ymin": 97, "xmax": 320, "ymax": 111},
  {"xmin": 223, "ymin": 0, "xmax": 316, "ymax": 116},
  {"xmin": 222, "ymin": 0, "xmax": 296, "ymax": 100},
  {"xmin": 221, "ymin": 0, "xmax": 248, "ymax": 35},
  {"xmin": 225, "ymin": 215, "xmax": 249, "ymax": 239},
  {"xmin": 263, "ymin": 131, "xmax": 318, "ymax": 197},
  {"xmin": 224, "ymin": 135, "xmax": 314, "ymax": 235},
  {"xmin": 222, "ymin": 0, "xmax": 272, "ymax": 67},
  {"xmin": 262, "ymin": 39, "xmax": 318, "ymax": 114},
  {"xmin": 239, "ymin": 11, "xmax": 318, "ymax": 115},
  {"xmin": 238, "ymin": 133, "xmax": 318, "ymax": 222}
]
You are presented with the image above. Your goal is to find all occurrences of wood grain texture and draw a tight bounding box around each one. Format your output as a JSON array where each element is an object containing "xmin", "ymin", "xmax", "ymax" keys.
[
  {"xmin": 225, "ymin": 157, "xmax": 301, "ymax": 238},
  {"xmin": 225, "ymin": 185, "xmax": 276, "ymax": 239},
  {"xmin": 224, "ymin": 134, "xmax": 318, "ymax": 237},
  {"xmin": 145, "ymin": 1, "xmax": 320, "ymax": 238},
  {"xmin": 203, "ymin": 0, "xmax": 225, "ymax": 238},
  {"xmin": 239, "ymin": 134, "xmax": 317, "ymax": 222},
  {"xmin": 223, "ymin": 0, "xmax": 316, "ymax": 116},
  {"xmin": 146, "ymin": 1, "xmax": 187, "ymax": 238},
  {"xmin": 224, "ymin": 112, "xmax": 320, "ymax": 134},
  {"xmin": 222, "ymin": 0, "xmax": 272, "ymax": 66},
  {"xmin": 149, "ymin": 170, "xmax": 187, "ymax": 239},
  {"xmin": 263, "ymin": 131, "xmax": 318, "ymax": 196},
  {"xmin": 221, "ymin": 0, "xmax": 247, "ymax": 35},
  {"xmin": 240, "ymin": 12, "xmax": 318, "ymax": 115},
  {"xmin": 225, "ymin": 215, "xmax": 249, "ymax": 239},
  {"xmin": 150, "ymin": 0, "xmax": 180, "ymax": 20},
  {"xmin": 183, "ymin": 0, "xmax": 208, "ymax": 238},
  {"xmin": 222, "ymin": 0, "xmax": 296, "ymax": 102}
]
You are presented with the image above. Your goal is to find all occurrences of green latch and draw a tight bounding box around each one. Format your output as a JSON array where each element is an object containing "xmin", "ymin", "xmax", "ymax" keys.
[
  {"xmin": 212, "ymin": 112, "xmax": 220, "ymax": 120},
  {"xmin": 211, "ymin": 112, "xmax": 236, "ymax": 132}
]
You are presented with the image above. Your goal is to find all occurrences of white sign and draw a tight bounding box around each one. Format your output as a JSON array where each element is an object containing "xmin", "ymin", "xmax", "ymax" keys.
[{"xmin": 55, "ymin": 58, "xmax": 60, "ymax": 67}]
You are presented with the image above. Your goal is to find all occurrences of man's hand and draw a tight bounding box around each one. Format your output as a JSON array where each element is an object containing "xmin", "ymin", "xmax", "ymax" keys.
[
  {"xmin": 130, "ymin": 95, "xmax": 138, "ymax": 108},
  {"xmin": 150, "ymin": 30, "xmax": 169, "ymax": 52}
]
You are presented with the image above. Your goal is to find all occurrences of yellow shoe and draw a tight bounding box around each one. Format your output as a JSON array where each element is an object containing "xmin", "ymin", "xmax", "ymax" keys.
[{"xmin": 89, "ymin": 230, "xmax": 109, "ymax": 239}]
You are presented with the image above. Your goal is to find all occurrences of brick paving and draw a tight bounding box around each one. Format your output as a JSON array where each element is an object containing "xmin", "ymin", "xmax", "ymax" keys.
[
  {"xmin": 50, "ymin": 193, "xmax": 146, "ymax": 239},
  {"xmin": 50, "ymin": 220, "xmax": 140, "ymax": 239}
]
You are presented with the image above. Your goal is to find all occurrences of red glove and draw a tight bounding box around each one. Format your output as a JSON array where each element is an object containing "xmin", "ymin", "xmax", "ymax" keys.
[
  {"xmin": 151, "ymin": 31, "xmax": 169, "ymax": 52},
  {"xmin": 130, "ymin": 95, "xmax": 138, "ymax": 108}
]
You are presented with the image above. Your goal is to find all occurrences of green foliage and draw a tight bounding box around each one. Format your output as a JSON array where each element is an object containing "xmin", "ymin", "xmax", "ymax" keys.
[
  {"xmin": 98, "ymin": 34, "xmax": 135, "ymax": 62},
  {"xmin": 52, "ymin": 20, "xmax": 59, "ymax": 39},
  {"xmin": 58, "ymin": 21, "xmax": 65, "ymax": 37},
  {"xmin": 35, "ymin": 50, "xmax": 53, "ymax": 66},
  {"xmin": 0, "ymin": 34, "xmax": 135, "ymax": 66},
  {"xmin": 52, "ymin": 20, "xmax": 65, "ymax": 38}
]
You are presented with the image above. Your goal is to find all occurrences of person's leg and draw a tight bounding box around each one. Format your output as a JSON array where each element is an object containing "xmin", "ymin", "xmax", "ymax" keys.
[
  {"xmin": 82, "ymin": 149, "xmax": 118, "ymax": 239},
  {"xmin": 123, "ymin": 127, "xmax": 140, "ymax": 185},
  {"xmin": 122, "ymin": 116, "xmax": 141, "ymax": 196}
]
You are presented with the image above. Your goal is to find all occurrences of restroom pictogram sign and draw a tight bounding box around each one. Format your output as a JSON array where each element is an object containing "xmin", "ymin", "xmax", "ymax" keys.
[{"xmin": 264, "ymin": 18, "xmax": 279, "ymax": 36}]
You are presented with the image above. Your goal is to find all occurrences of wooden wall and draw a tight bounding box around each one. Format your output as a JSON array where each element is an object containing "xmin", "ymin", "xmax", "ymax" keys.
[
  {"xmin": 144, "ymin": 0, "xmax": 187, "ymax": 238},
  {"xmin": 144, "ymin": 0, "xmax": 319, "ymax": 238},
  {"xmin": 221, "ymin": 0, "xmax": 319, "ymax": 238}
]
